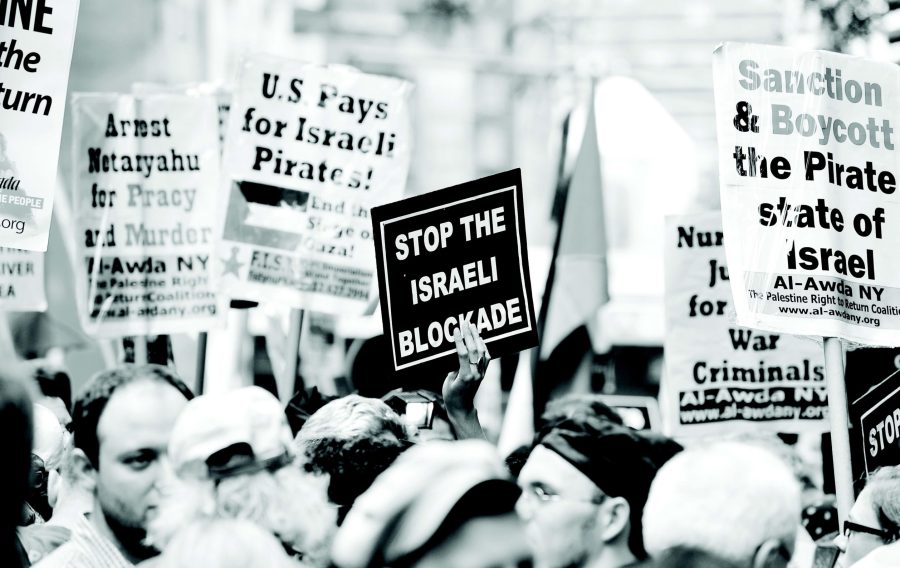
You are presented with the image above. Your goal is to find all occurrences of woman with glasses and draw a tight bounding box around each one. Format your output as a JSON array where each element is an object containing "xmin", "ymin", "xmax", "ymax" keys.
[{"xmin": 833, "ymin": 465, "xmax": 900, "ymax": 568}]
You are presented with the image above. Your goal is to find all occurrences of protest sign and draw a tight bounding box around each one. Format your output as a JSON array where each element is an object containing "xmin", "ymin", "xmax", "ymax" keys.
[
  {"xmin": 372, "ymin": 169, "xmax": 537, "ymax": 371},
  {"xmin": 713, "ymin": 43, "xmax": 900, "ymax": 346},
  {"xmin": 0, "ymin": 0, "xmax": 80, "ymax": 251},
  {"xmin": 0, "ymin": 247, "xmax": 45, "ymax": 311},
  {"xmin": 219, "ymin": 55, "xmax": 412, "ymax": 313},
  {"xmin": 663, "ymin": 213, "xmax": 828, "ymax": 435},
  {"xmin": 853, "ymin": 369, "xmax": 900, "ymax": 475},
  {"xmin": 71, "ymin": 94, "xmax": 223, "ymax": 338}
]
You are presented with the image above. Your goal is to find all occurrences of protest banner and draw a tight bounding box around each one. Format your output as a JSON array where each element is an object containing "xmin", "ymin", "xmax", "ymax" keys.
[
  {"xmin": 0, "ymin": 0, "xmax": 80, "ymax": 251},
  {"xmin": 711, "ymin": 42, "xmax": 900, "ymax": 521},
  {"xmin": 714, "ymin": 43, "xmax": 900, "ymax": 346},
  {"xmin": 0, "ymin": 247, "xmax": 46, "ymax": 311},
  {"xmin": 853, "ymin": 369, "xmax": 900, "ymax": 476},
  {"xmin": 219, "ymin": 55, "xmax": 413, "ymax": 314},
  {"xmin": 663, "ymin": 213, "xmax": 827, "ymax": 435},
  {"xmin": 71, "ymin": 94, "xmax": 223, "ymax": 338},
  {"xmin": 372, "ymin": 169, "xmax": 537, "ymax": 371}
]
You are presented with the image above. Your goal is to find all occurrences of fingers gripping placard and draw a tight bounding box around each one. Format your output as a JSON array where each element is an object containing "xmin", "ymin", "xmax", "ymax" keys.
[{"xmin": 372, "ymin": 170, "xmax": 537, "ymax": 371}]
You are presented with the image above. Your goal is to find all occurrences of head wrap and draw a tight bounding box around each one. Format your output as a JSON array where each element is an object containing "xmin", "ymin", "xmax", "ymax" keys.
[{"xmin": 536, "ymin": 414, "xmax": 682, "ymax": 559}]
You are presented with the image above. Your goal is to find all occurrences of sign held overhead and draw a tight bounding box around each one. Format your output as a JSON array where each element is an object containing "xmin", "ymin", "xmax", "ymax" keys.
[{"xmin": 372, "ymin": 169, "xmax": 537, "ymax": 371}]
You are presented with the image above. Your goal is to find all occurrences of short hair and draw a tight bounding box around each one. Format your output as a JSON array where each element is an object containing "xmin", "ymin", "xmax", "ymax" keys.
[
  {"xmin": 540, "ymin": 394, "xmax": 623, "ymax": 428},
  {"xmin": 295, "ymin": 395, "xmax": 412, "ymax": 523},
  {"xmin": 866, "ymin": 465, "xmax": 900, "ymax": 538},
  {"xmin": 72, "ymin": 364, "xmax": 193, "ymax": 468},
  {"xmin": 296, "ymin": 395, "xmax": 410, "ymax": 442},
  {"xmin": 642, "ymin": 442, "xmax": 800, "ymax": 564}
]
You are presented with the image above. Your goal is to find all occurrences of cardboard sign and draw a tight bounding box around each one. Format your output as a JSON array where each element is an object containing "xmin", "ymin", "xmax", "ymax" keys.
[
  {"xmin": 0, "ymin": 0, "xmax": 80, "ymax": 251},
  {"xmin": 71, "ymin": 94, "xmax": 224, "ymax": 337},
  {"xmin": 0, "ymin": 247, "xmax": 45, "ymax": 311},
  {"xmin": 372, "ymin": 170, "xmax": 537, "ymax": 371},
  {"xmin": 714, "ymin": 43, "xmax": 900, "ymax": 346},
  {"xmin": 219, "ymin": 55, "xmax": 412, "ymax": 313},
  {"xmin": 854, "ymin": 369, "xmax": 900, "ymax": 475},
  {"xmin": 663, "ymin": 213, "xmax": 828, "ymax": 435}
]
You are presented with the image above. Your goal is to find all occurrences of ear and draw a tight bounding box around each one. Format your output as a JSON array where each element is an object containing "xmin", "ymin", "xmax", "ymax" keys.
[
  {"xmin": 598, "ymin": 497, "xmax": 631, "ymax": 544},
  {"xmin": 70, "ymin": 448, "xmax": 98, "ymax": 494},
  {"xmin": 752, "ymin": 539, "xmax": 789, "ymax": 568}
]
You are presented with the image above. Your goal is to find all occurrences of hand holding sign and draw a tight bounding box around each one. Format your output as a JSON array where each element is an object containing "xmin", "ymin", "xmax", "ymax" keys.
[{"xmin": 442, "ymin": 322, "xmax": 490, "ymax": 440}]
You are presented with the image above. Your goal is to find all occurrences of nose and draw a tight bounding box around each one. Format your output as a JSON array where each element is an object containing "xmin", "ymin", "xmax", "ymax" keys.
[
  {"xmin": 832, "ymin": 533, "xmax": 847, "ymax": 554},
  {"xmin": 515, "ymin": 493, "xmax": 533, "ymax": 521}
]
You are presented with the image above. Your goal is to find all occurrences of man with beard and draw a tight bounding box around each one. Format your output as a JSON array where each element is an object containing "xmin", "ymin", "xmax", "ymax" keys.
[{"xmin": 36, "ymin": 365, "xmax": 192, "ymax": 567}]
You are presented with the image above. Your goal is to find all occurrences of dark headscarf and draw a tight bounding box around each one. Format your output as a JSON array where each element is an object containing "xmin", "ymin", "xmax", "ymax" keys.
[{"xmin": 536, "ymin": 415, "xmax": 682, "ymax": 560}]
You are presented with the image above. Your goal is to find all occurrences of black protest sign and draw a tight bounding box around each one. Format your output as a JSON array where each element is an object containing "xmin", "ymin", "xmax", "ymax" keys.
[
  {"xmin": 372, "ymin": 169, "xmax": 537, "ymax": 371},
  {"xmin": 854, "ymin": 369, "xmax": 900, "ymax": 475}
]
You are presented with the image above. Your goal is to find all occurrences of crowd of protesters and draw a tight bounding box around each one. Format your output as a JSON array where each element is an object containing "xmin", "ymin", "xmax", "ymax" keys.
[{"xmin": 2, "ymin": 322, "xmax": 899, "ymax": 568}]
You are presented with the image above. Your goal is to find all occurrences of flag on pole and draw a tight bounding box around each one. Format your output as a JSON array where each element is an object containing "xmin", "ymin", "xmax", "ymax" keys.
[{"xmin": 533, "ymin": 87, "xmax": 609, "ymax": 415}]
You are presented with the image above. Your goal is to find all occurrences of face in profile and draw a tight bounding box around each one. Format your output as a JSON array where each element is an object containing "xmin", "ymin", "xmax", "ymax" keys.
[
  {"xmin": 515, "ymin": 445, "xmax": 607, "ymax": 568},
  {"xmin": 833, "ymin": 487, "xmax": 890, "ymax": 568},
  {"xmin": 93, "ymin": 379, "xmax": 187, "ymax": 559}
]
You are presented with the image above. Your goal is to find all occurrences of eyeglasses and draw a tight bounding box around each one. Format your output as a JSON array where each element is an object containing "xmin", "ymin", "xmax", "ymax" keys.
[
  {"xmin": 843, "ymin": 520, "xmax": 897, "ymax": 541},
  {"xmin": 522, "ymin": 485, "xmax": 607, "ymax": 505}
]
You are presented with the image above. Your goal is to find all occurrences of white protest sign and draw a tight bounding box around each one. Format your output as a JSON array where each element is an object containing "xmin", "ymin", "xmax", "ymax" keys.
[
  {"xmin": 0, "ymin": 247, "xmax": 45, "ymax": 311},
  {"xmin": 72, "ymin": 94, "xmax": 224, "ymax": 338},
  {"xmin": 663, "ymin": 213, "xmax": 827, "ymax": 435},
  {"xmin": 714, "ymin": 43, "xmax": 900, "ymax": 346},
  {"xmin": 0, "ymin": 0, "xmax": 80, "ymax": 251},
  {"xmin": 219, "ymin": 55, "xmax": 413, "ymax": 314}
]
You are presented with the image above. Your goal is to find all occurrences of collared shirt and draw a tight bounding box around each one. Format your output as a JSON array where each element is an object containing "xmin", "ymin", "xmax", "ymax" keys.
[{"xmin": 34, "ymin": 515, "xmax": 132, "ymax": 568}]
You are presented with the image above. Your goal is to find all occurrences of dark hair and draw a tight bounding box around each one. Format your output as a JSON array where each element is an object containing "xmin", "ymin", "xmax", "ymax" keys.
[
  {"xmin": 72, "ymin": 364, "xmax": 193, "ymax": 468},
  {"xmin": 33, "ymin": 368, "xmax": 73, "ymax": 413},
  {"xmin": 300, "ymin": 435, "xmax": 412, "ymax": 525},
  {"xmin": 0, "ymin": 376, "xmax": 32, "ymax": 568},
  {"xmin": 639, "ymin": 546, "xmax": 740, "ymax": 568}
]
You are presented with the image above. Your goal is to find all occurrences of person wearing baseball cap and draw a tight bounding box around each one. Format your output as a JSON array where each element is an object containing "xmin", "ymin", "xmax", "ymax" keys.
[
  {"xmin": 149, "ymin": 386, "xmax": 335, "ymax": 568},
  {"xmin": 515, "ymin": 411, "xmax": 682, "ymax": 568},
  {"xmin": 332, "ymin": 439, "xmax": 531, "ymax": 568}
]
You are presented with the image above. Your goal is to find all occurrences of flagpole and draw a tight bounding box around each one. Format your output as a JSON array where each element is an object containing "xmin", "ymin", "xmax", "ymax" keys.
[{"xmin": 824, "ymin": 336, "xmax": 854, "ymax": 523}]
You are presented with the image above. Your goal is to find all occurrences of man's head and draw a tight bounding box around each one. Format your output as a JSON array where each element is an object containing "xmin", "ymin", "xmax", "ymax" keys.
[
  {"xmin": 153, "ymin": 386, "xmax": 336, "ymax": 567},
  {"xmin": 516, "ymin": 415, "xmax": 681, "ymax": 568},
  {"xmin": 295, "ymin": 394, "xmax": 413, "ymax": 524},
  {"xmin": 834, "ymin": 465, "xmax": 900, "ymax": 568},
  {"xmin": 71, "ymin": 364, "xmax": 192, "ymax": 561},
  {"xmin": 643, "ymin": 442, "xmax": 800, "ymax": 568}
]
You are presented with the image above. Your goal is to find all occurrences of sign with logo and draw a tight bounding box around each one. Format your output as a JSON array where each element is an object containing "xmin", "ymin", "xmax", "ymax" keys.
[
  {"xmin": 663, "ymin": 213, "xmax": 827, "ymax": 435},
  {"xmin": 219, "ymin": 55, "xmax": 413, "ymax": 313},
  {"xmin": 71, "ymin": 94, "xmax": 223, "ymax": 337},
  {"xmin": 714, "ymin": 43, "xmax": 900, "ymax": 346},
  {"xmin": 0, "ymin": 0, "xmax": 80, "ymax": 250}
]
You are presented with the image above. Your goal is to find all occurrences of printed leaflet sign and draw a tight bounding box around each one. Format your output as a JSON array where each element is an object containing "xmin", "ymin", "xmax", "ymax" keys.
[
  {"xmin": 663, "ymin": 213, "xmax": 827, "ymax": 435},
  {"xmin": 220, "ymin": 55, "xmax": 413, "ymax": 314},
  {"xmin": 0, "ymin": 0, "xmax": 80, "ymax": 250},
  {"xmin": 714, "ymin": 43, "xmax": 900, "ymax": 346},
  {"xmin": 72, "ymin": 94, "xmax": 223, "ymax": 337}
]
